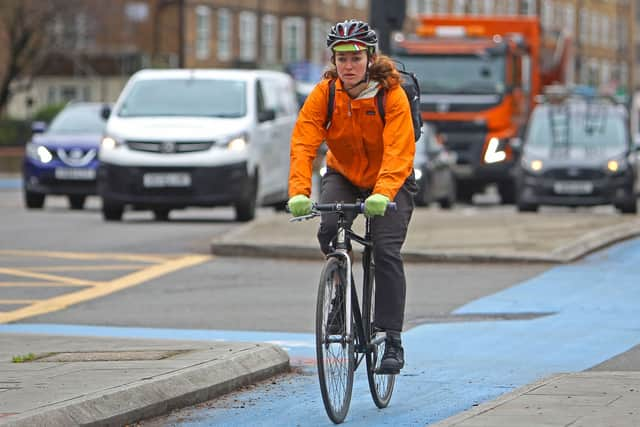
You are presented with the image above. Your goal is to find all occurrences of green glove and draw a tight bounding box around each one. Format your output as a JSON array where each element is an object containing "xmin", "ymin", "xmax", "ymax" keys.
[
  {"xmin": 364, "ymin": 193, "xmax": 390, "ymax": 217},
  {"xmin": 288, "ymin": 194, "xmax": 313, "ymax": 217}
]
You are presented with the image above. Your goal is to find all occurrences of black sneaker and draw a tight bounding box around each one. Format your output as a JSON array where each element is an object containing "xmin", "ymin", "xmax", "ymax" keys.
[{"xmin": 378, "ymin": 336, "xmax": 404, "ymax": 374}]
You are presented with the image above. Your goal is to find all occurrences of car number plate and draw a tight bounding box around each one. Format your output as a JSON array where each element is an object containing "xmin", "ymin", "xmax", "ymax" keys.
[
  {"xmin": 54, "ymin": 167, "xmax": 96, "ymax": 180},
  {"xmin": 143, "ymin": 173, "xmax": 191, "ymax": 188},
  {"xmin": 553, "ymin": 181, "xmax": 593, "ymax": 195}
]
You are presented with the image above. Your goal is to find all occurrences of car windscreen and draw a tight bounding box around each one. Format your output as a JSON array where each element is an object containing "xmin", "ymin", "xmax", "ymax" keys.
[
  {"xmin": 117, "ymin": 79, "xmax": 247, "ymax": 118},
  {"xmin": 526, "ymin": 104, "xmax": 628, "ymax": 150},
  {"xmin": 394, "ymin": 53, "xmax": 505, "ymax": 95},
  {"xmin": 47, "ymin": 106, "xmax": 106, "ymax": 134}
]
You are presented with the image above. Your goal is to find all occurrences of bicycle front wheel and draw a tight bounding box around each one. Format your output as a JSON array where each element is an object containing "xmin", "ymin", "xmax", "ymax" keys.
[
  {"xmin": 364, "ymin": 259, "xmax": 395, "ymax": 408},
  {"xmin": 316, "ymin": 257, "xmax": 354, "ymax": 424}
]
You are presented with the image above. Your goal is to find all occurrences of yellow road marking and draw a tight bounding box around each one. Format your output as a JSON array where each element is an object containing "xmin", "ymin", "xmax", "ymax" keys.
[
  {"xmin": 0, "ymin": 250, "xmax": 171, "ymax": 263},
  {"xmin": 0, "ymin": 299, "xmax": 37, "ymax": 304},
  {"xmin": 22, "ymin": 265, "xmax": 147, "ymax": 272},
  {"xmin": 0, "ymin": 282, "xmax": 87, "ymax": 287},
  {"xmin": 0, "ymin": 255, "xmax": 210, "ymax": 323},
  {"xmin": 0, "ymin": 268, "xmax": 98, "ymax": 286}
]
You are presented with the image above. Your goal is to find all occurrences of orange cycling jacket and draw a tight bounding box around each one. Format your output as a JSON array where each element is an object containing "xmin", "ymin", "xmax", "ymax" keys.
[{"xmin": 288, "ymin": 77, "xmax": 415, "ymax": 201}]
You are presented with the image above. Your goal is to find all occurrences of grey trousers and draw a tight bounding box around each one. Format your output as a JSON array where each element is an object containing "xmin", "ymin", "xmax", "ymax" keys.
[{"xmin": 317, "ymin": 168, "xmax": 416, "ymax": 332}]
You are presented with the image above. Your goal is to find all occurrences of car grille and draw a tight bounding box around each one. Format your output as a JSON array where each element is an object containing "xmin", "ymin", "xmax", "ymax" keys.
[
  {"xmin": 544, "ymin": 168, "xmax": 606, "ymax": 180},
  {"xmin": 126, "ymin": 140, "xmax": 214, "ymax": 153}
]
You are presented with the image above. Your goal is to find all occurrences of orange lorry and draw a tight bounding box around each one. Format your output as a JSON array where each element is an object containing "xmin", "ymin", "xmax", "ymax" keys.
[{"xmin": 393, "ymin": 15, "xmax": 569, "ymax": 203}]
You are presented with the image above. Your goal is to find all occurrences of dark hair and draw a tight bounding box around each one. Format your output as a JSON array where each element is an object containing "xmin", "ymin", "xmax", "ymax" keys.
[{"xmin": 322, "ymin": 54, "xmax": 401, "ymax": 89}]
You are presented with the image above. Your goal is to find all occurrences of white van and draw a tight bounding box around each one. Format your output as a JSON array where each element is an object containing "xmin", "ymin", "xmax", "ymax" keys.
[{"xmin": 97, "ymin": 69, "xmax": 297, "ymax": 221}]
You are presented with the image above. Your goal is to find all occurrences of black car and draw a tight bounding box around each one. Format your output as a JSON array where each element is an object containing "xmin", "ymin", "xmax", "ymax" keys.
[
  {"xmin": 414, "ymin": 123, "xmax": 457, "ymax": 208},
  {"xmin": 515, "ymin": 96, "xmax": 639, "ymax": 213}
]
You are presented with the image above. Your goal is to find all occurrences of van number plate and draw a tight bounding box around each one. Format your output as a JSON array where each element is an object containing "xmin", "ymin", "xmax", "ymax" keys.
[
  {"xmin": 553, "ymin": 181, "xmax": 593, "ymax": 195},
  {"xmin": 143, "ymin": 173, "xmax": 191, "ymax": 188}
]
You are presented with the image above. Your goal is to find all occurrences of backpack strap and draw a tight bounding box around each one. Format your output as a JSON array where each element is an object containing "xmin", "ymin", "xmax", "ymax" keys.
[
  {"xmin": 325, "ymin": 79, "xmax": 336, "ymax": 129},
  {"xmin": 376, "ymin": 88, "xmax": 386, "ymax": 125}
]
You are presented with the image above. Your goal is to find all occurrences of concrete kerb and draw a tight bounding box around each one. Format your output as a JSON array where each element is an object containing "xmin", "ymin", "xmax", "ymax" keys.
[
  {"xmin": 210, "ymin": 217, "xmax": 640, "ymax": 264},
  {"xmin": 0, "ymin": 344, "xmax": 289, "ymax": 427}
]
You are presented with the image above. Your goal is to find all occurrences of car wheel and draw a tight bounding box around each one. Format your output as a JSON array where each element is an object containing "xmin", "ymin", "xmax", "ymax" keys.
[
  {"xmin": 438, "ymin": 175, "xmax": 456, "ymax": 209},
  {"xmin": 102, "ymin": 199, "xmax": 124, "ymax": 221},
  {"xmin": 414, "ymin": 182, "xmax": 430, "ymax": 207},
  {"xmin": 68, "ymin": 195, "xmax": 86, "ymax": 210},
  {"xmin": 235, "ymin": 175, "xmax": 257, "ymax": 222},
  {"xmin": 153, "ymin": 209, "xmax": 171, "ymax": 221},
  {"xmin": 616, "ymin": 200, "xmax": 638, "ymax": 214},
  {"xmin": 24, "ymin": 191, "xmax": 45, "ymax": 209},
  {"xmin": 517, "ymin": 201, "xmax": 539, "ymax": 212},
  {"xmin": 498, "ymin": 181, "xmax": 516, "ymax": 204}
]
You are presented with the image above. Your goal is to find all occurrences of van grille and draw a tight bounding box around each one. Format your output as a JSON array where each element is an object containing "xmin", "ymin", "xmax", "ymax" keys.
[{"xmin": 126, "ymin": 140, "xmax": 214, "ymax": 153}]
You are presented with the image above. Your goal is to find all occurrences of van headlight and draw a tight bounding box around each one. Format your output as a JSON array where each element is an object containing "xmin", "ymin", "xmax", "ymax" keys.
[
  {"xmin": 606, "ymin": 156, "xmax": 628, "ymax": 174},
  {"xmin": 25, "ymin": 142, "xmax": 53, "ymax": 163},
  {"xmin": 521, "ymin": 156, "xmax": 544, "ymax": 174},
  {"xmin": 221, "ymin": 133, "xmax": 249, "ymax": 151},
  {"xmin": 101, "ymin": 135, "xmax": 124, "ymax": 150}
]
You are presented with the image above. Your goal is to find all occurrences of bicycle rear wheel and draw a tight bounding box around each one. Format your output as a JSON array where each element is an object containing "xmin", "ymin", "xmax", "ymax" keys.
[
  {"xmin": 316, "ymin": 257, "xmax": 354, "ymax": 424},
  {"xmin": 363, "ymin": 258, "xmax": 395, "ymax": 408}
]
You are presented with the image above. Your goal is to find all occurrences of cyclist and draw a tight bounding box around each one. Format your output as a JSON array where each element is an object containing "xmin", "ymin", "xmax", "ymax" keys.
[{"xmin": 288, "ymin": 19, "xmax": 416, "ymax": 374}]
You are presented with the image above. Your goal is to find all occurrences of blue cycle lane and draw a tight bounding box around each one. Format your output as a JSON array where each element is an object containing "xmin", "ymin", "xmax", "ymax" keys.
[{"xmin": 2, "ymin": 238, "xmax": 640, "ymax": 426}]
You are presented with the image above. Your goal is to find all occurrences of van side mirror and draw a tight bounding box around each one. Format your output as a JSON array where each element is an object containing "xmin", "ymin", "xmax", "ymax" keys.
[
  {"xmin": 258, "ymin": 109, "xmax": 276, "ymax": 122},
  {"xmin": 100, "ymin": 104, "xmax": 111, "ymax": 120},
  {"xmin": 31, "ymin": 121, "xmax": 47, "ymax": 134}
]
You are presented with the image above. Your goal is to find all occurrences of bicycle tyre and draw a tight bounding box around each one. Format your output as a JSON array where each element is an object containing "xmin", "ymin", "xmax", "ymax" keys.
[
  {"xmin": 363, "ymin": 257, "xmax": 395, "ymax": 408},
  {"xmin": 316, "ymin": 257, "xmax": 355, "ymax": 424}
]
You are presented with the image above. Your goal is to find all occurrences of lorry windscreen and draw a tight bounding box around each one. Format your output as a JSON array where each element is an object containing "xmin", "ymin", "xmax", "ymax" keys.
[
  {"xmin": 117, "ymin": 79, "xmax": 247, "ymax": 118},
  {"xmin": 394, "ymin": 54, "xmax": 505, "ymax": 95}
]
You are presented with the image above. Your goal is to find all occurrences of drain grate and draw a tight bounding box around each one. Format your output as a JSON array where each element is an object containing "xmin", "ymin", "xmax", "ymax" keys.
[
  {"xmin": 407, "ymin": 312, "xmax": 555, "ymax": 327},
  {"xmin": 32, "ymin": 349, "xmax": 192, "ymax": 362}
]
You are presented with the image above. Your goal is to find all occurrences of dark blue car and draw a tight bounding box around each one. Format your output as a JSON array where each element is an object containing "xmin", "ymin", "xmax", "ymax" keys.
[{"xmin": 23, "ymin": 102, "xmax": 108, "ymax": 210}]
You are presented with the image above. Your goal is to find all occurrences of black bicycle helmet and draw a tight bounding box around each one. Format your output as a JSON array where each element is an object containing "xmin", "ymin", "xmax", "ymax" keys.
[{"xmin": 326, "ymin": 19, "xmax": 377, "ymax": 52}]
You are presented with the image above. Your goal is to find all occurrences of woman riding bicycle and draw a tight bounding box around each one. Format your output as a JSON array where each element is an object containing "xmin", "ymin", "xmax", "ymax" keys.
[{"xmin": 288, "ymin": 19, "xmax": 416, "ymax": 374}]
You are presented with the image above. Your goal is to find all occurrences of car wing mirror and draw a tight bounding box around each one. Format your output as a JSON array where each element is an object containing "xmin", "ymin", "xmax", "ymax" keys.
[
  {"xmin": 258, "ymin": 109, "xmax": 276, "ymax": 123},
  {"xmin": 31, "ymin": 121, "xmax": 47, "ymax": 134},
  {"xmin": 100, "ymin": 104, "xmax": 111, "ymax": 120}
]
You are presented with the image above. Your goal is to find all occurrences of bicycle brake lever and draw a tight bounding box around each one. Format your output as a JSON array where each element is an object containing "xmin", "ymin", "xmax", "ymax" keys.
[{"xmin": 288, "ymin": 212, "xmax": 319, "ymax": 222}]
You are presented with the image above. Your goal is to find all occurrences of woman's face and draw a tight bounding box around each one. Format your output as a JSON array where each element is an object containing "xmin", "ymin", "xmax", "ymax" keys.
[{"xmin": 335, "ymin": 50, "xmax": 368, "ymax": 87}]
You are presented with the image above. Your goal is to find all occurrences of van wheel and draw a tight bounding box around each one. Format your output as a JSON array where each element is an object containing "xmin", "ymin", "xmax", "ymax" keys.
[
  {"xmin": 68, "ymin": 195, "xmax": 86, "ymax": 210},
  {"xmin": 414, "ymin": 182, "xmax": 430, "ymax": 207},
  {"xmin": 102, "ymin": 199, "xmax": 124, "ymax": 221},
  {"xmin": 616, "ymin": 200, "xmax": 637, "ymax": 214},
  {"xmin": 235, "ymin": 177, "xmax": 257, "ymax": 222},
  {"xmin": 24, "ymin": 191, "xmax": 45, "ymax": 209}
]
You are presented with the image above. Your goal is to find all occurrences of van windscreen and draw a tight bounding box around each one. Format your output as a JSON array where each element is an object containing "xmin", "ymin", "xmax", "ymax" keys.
[{"xmin": 118, "ymin": 79, "xmax": 247, "ymax": 118}]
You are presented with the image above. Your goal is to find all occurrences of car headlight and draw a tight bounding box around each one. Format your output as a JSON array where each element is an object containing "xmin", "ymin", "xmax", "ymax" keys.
[
  {"xmin": 101, "ymin": 135, "xmax": 124, "ymax": 151},
  {"xmin": 414, "ymin": 168, "xmax": 423, "ymax": 181},
  {"xmin": 484, "ymin": 137, "xmax": 507, "ymax": 164},
  {"xmin": 25, "ymin": 142, "xmax": 53, "ymax": 163},
  {"xmin": 520, "ymin": 156, "xmax": 544, "ymax": 174},
  {"xmin": 605, "ymin": 156, "xmax": 628, "ymax": 174},
  {"xmin": 221, "ymin": 133, "xmax": 249, "ymax": 151}
]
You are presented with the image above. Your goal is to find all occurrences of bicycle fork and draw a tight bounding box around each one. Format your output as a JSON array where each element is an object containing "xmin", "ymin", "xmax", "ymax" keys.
[{"xmin": 334, "ymin": 226, "xmax": 353, "ymax": 340}]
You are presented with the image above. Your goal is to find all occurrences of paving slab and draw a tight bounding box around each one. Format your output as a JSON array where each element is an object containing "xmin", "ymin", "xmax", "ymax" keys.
[{"xmin": 0, "ymin": 334, "xmax": 289, "ymax": 427}]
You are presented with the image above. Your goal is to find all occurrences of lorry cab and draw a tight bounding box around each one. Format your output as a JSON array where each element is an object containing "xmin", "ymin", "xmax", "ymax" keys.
[{"xmin": 393, "ymin": 15, "xmax": 567, "ymax": 204}]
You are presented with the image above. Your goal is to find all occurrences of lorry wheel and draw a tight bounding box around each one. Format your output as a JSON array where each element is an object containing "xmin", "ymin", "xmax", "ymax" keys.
[
  {"xmin": 24, "ymin": 191, "xmax": 45, "ymax": 209},
  {"xmin": 102, "ymin": 199, "xmax": 124, "ymax": 221},
  {"xmin": 498, "ymin": 182, "xmax": 515, "ymax": 204},
  {"xmin": 68, "ymin": 195, "xmax": 86, "ymax": 210}
]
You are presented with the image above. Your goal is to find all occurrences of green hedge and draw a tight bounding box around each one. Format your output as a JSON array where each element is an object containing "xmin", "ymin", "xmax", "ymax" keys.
[
  {"xmin": 0, "ymin": 103, "xmax": 66, "ymax": 146},
  {"xmin": 0, "ymin": 119, "xmax": 30, "ymax": 146}
]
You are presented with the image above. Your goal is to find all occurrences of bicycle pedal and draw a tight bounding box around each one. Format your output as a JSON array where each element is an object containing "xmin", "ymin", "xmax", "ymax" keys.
[{"xmin": 374, "ymin": 367, "xmax": 399, "ymax": 375}]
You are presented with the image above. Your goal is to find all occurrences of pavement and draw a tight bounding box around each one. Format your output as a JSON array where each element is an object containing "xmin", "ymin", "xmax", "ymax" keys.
[{"xmin": 2, "ymin": 159, "xmax": 640, "ymax": 426}]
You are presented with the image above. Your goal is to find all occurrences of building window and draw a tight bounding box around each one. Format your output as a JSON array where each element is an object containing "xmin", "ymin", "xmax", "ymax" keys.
[
  {"xmin": 282, "ymin": 17, "xmax": 305, "ymax": 64},
  {"xmin": 217, "ymin": 8, "xmax": 232, "ymax": 62},
  {"xmin": 541, "ymin": 0, "xmax": 552, "ymax": 29},
  {"xmin": 564, "ymin": 5, "xmax": 575, "ymax": 36},
  {"xmin": 262, "ymin": 14, "xmax": 278, "ymax": 65},
  {"xmin": 239, "ymin": 11, "xmax": 257, "ymax": 62},
  {"xmin": 355, "ymin": 0, "xmax": 367, "ymax": 9},
  {"xmin": 453, "ymin": 0, "xmax": 465, "ymax": 15},
  {"xmin": 339, "ymin": 0, "xmax": 350, "ymax": 6},
  {"xmin": 437, "ymin": 0, "xmax": 448, "ymax": 13},
  {"xmin": 311, "ymin": 18, "xmax": 326, "ymax": 65},
  {"xmin": 408, "ymin": 0, "xmax": 418, "ymax": 16},
  {"xmin": 195, "ymin": 6, "xmax": 210, "ymax": 60},
  {"xmin": 579, "ymin": 9, "xmax": 587, "ymax": 44}
]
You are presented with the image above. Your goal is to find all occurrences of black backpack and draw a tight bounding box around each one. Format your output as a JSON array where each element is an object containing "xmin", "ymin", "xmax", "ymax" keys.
[{"xmin": 325, "ymin": 63, "xmax": 423, "ymax": 142}]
